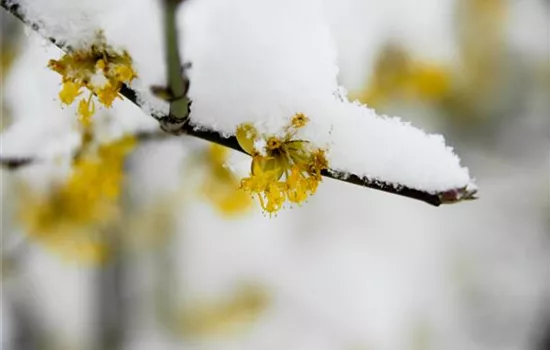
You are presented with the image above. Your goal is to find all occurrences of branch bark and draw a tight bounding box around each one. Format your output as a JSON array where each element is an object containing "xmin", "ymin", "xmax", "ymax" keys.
[
  {"xmin": 0, "ymin": 0, "xmax": 477, "ymax": 206},
  {"xmin": 163, "ymin": 0, "xmax": 191, "ymax": 123}
]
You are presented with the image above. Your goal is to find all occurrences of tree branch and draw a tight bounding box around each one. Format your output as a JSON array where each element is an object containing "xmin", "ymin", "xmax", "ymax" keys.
[
  {"xmin": 0, "ymin": 130, "xmax": 172, "ymax": 170},
  {"xmin": 0, "ymin": 0, "xmax": 478, "ymax": 206},
  {"xmin": 0, "ymin": 157, "xmax": 34, "ymax": 170},
  {"xmin": 158, "ymin": 0, "xmax": 192, "ymax": 134}
]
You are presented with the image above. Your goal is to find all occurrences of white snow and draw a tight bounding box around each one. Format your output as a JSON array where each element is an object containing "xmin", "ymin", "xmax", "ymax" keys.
[
  {"xmin": 6, "ymin": 0, "xmax": 473, "ymax": 193},
  {"xmin": 89, "ymin": 71, "xmax": 109, "ymax": 88},
  {"xmin": 2, "ymin": 1, "xmax": 549, "ymax": 350}
]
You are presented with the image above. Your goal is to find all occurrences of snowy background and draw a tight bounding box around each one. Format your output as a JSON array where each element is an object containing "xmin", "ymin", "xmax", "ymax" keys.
[{"xmin": 1, "ymin": 0, "xmax": 549, "ymax": 349}]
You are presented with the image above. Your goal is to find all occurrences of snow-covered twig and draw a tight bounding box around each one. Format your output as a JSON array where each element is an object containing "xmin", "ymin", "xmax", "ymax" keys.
[{"xmin": 0, "ymin": 0, "xmax": 477, "ymax": 206}]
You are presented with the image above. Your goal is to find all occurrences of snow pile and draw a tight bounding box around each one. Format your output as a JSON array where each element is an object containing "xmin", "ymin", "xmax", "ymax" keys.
[{"xmin": 5, "ymin": 0, "xmax": 474, "ymax": 193}]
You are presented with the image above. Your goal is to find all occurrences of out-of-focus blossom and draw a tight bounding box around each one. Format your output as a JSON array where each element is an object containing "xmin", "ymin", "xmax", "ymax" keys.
[
  {"xmin": 179, "ymin": 285, "xmax": 269, "ymax": 338},
  {"xmin": 354, "ymin": 0, "xmax": 510, "ymax": 127},
  {"xmin": 354, "ymin": 44, "xmax": 451, "ymax": 108},
  {"xmin": 444, "ymin": 0, "xmax": 509, "ymax": 124},
  {"xmin": 17, "ymin": 135, "xmax": 136, "ymax": 263},
  {"xmin": 1, "ymin": 32, "xmax": 18, "ymax": 131},
  {"xmin": 200, "ymin": 144, "xmax": 252, "ymax": 216}
]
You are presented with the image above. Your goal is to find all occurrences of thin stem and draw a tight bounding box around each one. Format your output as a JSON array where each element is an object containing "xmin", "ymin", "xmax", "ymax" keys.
[
  {"xmin": 163, "ymin": 0, "xmax": 191, "ymax": 120},
  {"xmin": 0, "ymin": 130, "xmax": 173, "ymax": 170},
  {"xmin": 0, "ymin": 157, "xmax": 33, "ymax": 169}
]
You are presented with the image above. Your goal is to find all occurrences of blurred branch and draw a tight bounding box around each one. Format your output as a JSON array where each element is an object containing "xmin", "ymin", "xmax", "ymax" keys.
[
  {"xmin": 0, "ymin": 157, "xmax": 33, "ymax": 170},
  {"xmin": 8, "ymin": 294, "xmax": 44, "ymax": 350},
  {"xmin": 0, "ymin": 130, "xmax": 172, "ymax": 170},
  {"xmin": 2, "ymin": 240, "xmax": 44, "ymax": 350},
  {"xmin": 95, "ymin": 232, "xmax": 126, "ymax": 350},
  {"xmin": 0, "ymin": 0, "xmax": 477, "ymax": 206}
]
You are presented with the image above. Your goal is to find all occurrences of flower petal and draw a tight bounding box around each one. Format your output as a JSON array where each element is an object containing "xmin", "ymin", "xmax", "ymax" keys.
[{"xmin": 236, "ymin": 123, "xmax": 258, "ymax": 155}]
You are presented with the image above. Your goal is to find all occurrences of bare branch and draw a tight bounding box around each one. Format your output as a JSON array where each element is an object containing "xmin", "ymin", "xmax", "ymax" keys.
[
  {"xmin": 158, "ymin": 0, "xmax": 192, "ymax": 134},
  {"xmin": 0, "ymin": 1, "xmax": 478, "ymax": 206},
  {"xmin": 0, "ymin": 130, "xmax": 172, "ymax": 170},
  {"xmin": 0, "ymin": 157, "xmax": 34, "ymax": 170}
]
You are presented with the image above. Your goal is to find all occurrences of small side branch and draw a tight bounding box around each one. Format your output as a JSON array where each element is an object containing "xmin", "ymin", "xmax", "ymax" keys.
[
  {"xmin": 158, "ymin": 0, "xmax": 192, "ymax": 134},
  {"xmin": 0, "ymin": 157, "xmax": 34, "ymax": 170},
  {"xmin": 0, "ymin": 131, "xmax": 172, "ymax": 170}
]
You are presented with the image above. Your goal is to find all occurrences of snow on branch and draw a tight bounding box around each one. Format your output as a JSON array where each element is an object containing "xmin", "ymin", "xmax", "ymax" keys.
[{"xmin": 1, "ymin": 0, "xmax": 477, "ymax": 207}]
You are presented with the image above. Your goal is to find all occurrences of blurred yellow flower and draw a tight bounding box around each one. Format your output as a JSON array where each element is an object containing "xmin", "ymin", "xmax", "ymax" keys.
[
  {"xmin": 201, "ymin": 144, "xmax": 252, "ymax": 216},
  {"xmin": 48, "ymin": 31, "xmax": 137, "ymax": 126},
  {"xmin": 445, "ymin": 0, "xmax": 508, "ymax": 123},
  {"xmin": 17, "ymin": 135, "xmax": 137, "ymax": 264},
  {"xmin": 355, "ymin": 44, "xmax": 451, "ymax": 108},
  {"xmin": 180, "ymin": 285, "xmax": 269, "ymax": 338},
  {"xmin": 237, "ymin": 113, "xmax": 328, "ymax": 214},
  {"xmin": 355, "ymin": 0, "xmax": 508, "ymax": 126},
  {"xmin": 1, "ymin": 45, "xmax": 17, "ymax": 131}
]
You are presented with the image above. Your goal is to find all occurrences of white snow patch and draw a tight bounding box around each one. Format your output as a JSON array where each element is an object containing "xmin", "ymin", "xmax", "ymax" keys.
[
  {"xmin": 253, "ymin": 138, "xmax": 267, "ymax": 156},
  {"xmin": 89, "ymin": 71, "xmax": 108, "ymax": 88},
  {"xmin": 10, "ymin": 0, "xmax": 474, "ymax": 192}
]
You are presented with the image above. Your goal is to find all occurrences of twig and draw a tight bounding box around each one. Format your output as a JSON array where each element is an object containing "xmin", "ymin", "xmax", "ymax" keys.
[
  {"xmin": 0, "ymin": 157, "xmax": 33, "ymax": 170},
  {"xmin": 0, "ymin": 0, "xmax": 478, "ymax": 206},
  {"xmin": 0, "ymin": 130, "xmax": 173, "ymax": 170},
  {"xmin": 158, "ymin": 0, "xmax": 192, "ymax": 134}
]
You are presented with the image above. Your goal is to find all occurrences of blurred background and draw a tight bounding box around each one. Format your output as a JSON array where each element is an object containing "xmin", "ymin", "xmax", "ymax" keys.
[{"xmin": 1, "ymin": 0, "xmax": 549, "ymax": 349}]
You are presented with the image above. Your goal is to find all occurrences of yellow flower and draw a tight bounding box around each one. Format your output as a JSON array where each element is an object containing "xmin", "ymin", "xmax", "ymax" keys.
[
  {"xmin": 237, "ymin": 113, "xmax": 328, "ymax": 214},
  {"xmin": 95, "ymin": 82, "xmax": 120, "ymax": 107},
  {"xmin": 77, "ymin": 93, "xmax": 95, "ymax": 127},
  {"xmin": 95, "ymin": 59, "xmax": 106, "ymax": 71},
  {"xmin": 17, "ymin": 135, "xmax": 137, "ymax": 264},
  {"xmin": 285, "ymin": 166, "xmax": 310, "ymax": 204},
  {"xmin": 114, "ymin": 64, "xmax": 136, "ymax": 82},
  {"xmin": 260, "ymin": 181, "xmax": 286, "ymax": 213},
  {"xmin": 201, "ymin": 145, "xmax": 252, "ymax": 216},
  {"xmin": 48, "ymin": 31, "xmax": 137, "ymax": 126},
  {"xmin": 291, "ymin": 112, "xmax": 309, "ymax": 129},
  {"xmin": 59, "ymin": 81, "xmax": 82, "ymax": 105}
]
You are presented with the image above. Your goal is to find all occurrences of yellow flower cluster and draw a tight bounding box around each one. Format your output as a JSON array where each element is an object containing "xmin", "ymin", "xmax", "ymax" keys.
[
  {"xmin": 237, "ymin": 113, "xmax": 328, "ymax": 214},
  {"xmin": 48, "ymin": 33, "xmax": 137, "ymax": 127},
  {"xmin": 201, "ymin": 144, "xmax": 252, "ymax": 216},
  {"xmin": 18, "ymin": 136, "xmax": 137, "ymax": 263}
]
